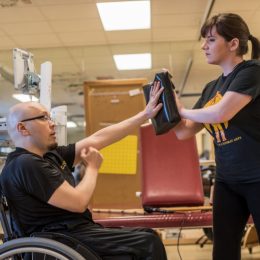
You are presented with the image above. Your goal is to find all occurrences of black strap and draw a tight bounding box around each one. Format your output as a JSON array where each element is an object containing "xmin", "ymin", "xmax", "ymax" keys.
[{"xmin": 143, "ymin": 206, "xmax": 176, "ymax": 214}]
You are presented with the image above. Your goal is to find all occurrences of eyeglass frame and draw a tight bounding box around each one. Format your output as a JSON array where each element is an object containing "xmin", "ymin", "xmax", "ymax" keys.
[{"xmin": 20, "ymin": 115, "xmax": 53, "ymax": 123}]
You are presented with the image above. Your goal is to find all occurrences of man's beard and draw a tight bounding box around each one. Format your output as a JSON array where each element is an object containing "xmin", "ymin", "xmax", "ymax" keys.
[{"xmin": 48, "ymin": 142, "xmax": 58, "ymax": 151}]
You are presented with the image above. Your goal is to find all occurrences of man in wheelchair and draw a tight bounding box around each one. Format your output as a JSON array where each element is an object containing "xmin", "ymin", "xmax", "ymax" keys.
[{"xmin": 0, "ymin": 83, "xmax": 167, "ymax": 259}]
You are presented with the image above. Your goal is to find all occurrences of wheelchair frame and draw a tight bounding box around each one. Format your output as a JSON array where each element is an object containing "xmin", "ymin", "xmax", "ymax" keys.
[{"xmin": 0, "ymin": 191, "xmax": 100, "ymax": 260}]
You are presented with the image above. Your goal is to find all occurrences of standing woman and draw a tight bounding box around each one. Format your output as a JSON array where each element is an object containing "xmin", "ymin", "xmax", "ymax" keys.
[{"xmin": 174, "ymin": 13, "xmax": 260, "ymax": 260}]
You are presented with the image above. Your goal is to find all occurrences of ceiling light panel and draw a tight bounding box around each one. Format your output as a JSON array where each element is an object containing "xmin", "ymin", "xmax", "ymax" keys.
[
  {"xmin": 97, "ymin": 1, "xmax": 151, "ymax": 31},
  {"xmin": 12, "ymin": 94, "xmax": 38, "ymax": 102},
  {"xmin": 113, "ymin": 53, "xmax": 151, "ymax": 70},
  {"xmin": 67, "ymin": 121, "xmax": 77, "ymax": 128}
]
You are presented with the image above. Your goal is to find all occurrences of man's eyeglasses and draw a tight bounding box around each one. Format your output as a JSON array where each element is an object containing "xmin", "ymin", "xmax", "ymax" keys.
[{"xmin": 20, "ymin": 115, "xmax": 53, "ymax": 123}]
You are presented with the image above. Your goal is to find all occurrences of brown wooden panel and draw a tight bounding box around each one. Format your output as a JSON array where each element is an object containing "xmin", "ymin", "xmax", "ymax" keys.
[{"xmin": 83, "ymin": 78, "xmax": 147, "ymax": 209}]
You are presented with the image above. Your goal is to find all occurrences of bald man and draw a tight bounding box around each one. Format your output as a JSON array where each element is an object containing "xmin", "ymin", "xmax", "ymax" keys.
[{"xmin": 0, "ymin": 83, "xmax": 168, "ymax": 260}]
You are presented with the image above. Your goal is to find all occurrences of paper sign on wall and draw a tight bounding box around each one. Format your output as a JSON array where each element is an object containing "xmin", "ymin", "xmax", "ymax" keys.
[{"xmin": 99, "ymin": 135, "xmax": 138, "ymax": 174}]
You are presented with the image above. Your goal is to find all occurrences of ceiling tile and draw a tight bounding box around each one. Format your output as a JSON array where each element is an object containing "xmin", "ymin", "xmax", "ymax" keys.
[
  {"xmin": 80, "ymin": 56, "xmax": 113, "ymax": 66},
  {"xmin": 33, "ymin": 0, "xmax": 94, "ymax": 5},
  {"xmin": 213, "ymin": 0, "xmax": 260, "ymax": 12},
  {"xmin": 58, "ymin": 31, "xmax": 107, "ymax": 46},
  {"xmin": 31, "ymin": 48, "xmax": 72, "ymax": 60},
  {"xmin": 152, "ymin": 0, "xmax": 209, "ymax": 14},
  {"xmin": 151, "ymin": 42, "xmax": 171, "ymax": 53},
  {"xmin": 51, "ymin": 62, "xmax": 78, "ymax": 75},
  {"xmin": 105, "ymin": 30, "xmax": 151, "ymax": 44},
  {"xmin": 40, "ymin": 3, "xmax": 99, "ymax": 20},
  {"xmin": 153, "ymin": 13, "xmax": 203, "ymax": 28},
  {"xmin": 0, "ymin": 29, "xmax": 5, "ymax": 36},
  {"xmin": 110, "ymin": 43, "xmax": 152, "ymax": 54},
  {"xmin": 0, "ymin": 36, "xmax": 16, "ymax": 50},
  {"xmin": 1, "ymin": 22, "xmax": 53, "ymax": 35},
  {"xmin": 0, "ymin": 50, "xmax": 12, "ymax": 63},
  {"xmin": 153, "ymin": 27, "xmax": 198, "ymax": 41},
  {"xmin": 50, "ymin": 19, "xmax": 103, "ymax": 33},
  {"xmin": 82, "ymin": 46, "xmax": 111, "ymax": 57},
  {"xmin": 0, "ymin": 7, "xmax": 45, "ymax": 23},
  {"xmin": 12, "ymin": 34, "xmax": 62, "ymax": 48}
]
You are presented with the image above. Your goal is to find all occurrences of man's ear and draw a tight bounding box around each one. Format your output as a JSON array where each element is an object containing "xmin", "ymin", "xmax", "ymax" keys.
[
  {"xmin": 17, "ymin": 122, "xmax": 30, "ymax": 136},
  {"xmin": 229, "ymin": 38, "xmax": 239, "ymax": 52}
]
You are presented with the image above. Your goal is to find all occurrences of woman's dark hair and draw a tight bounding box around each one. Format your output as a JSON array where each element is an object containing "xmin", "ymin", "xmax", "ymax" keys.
[{"xmin": 201, "ymin": 13, "xmax": 260, "ymax": 59}]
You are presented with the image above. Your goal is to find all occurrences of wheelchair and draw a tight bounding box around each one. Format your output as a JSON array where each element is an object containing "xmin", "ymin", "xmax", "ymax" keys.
[{"xmin": 0, "ymin": 191, "xmax": 101, "ymax": 260}]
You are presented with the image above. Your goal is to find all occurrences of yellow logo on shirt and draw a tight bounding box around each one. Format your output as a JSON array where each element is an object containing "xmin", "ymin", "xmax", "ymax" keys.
[
  {"xmin": 204, "ymin": 91, "xmax": 228, "ymax": 143},
  {"xmin": 60, "ymin": 160, "xmax": 67, "ymax": 170}
]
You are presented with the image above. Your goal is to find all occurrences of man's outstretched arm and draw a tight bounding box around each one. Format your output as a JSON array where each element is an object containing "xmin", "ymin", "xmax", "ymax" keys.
[{"xmin": 74, "ymin": 82, "xmax": 163, "ymax": 165}]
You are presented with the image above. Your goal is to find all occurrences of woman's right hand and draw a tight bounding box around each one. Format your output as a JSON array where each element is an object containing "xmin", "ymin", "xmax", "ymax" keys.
[{"xmin": 80, "ymin": 147, "xmax": 103, "ymax": 170}]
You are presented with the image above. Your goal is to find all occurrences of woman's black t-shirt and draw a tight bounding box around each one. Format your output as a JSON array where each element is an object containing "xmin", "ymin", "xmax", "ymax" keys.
[{"xmin": 194, "ymin": 60, "xmax": 260, "ymax": 183}]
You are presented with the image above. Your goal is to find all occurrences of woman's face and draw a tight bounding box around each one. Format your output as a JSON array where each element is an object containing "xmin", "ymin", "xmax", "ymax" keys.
[{"xmin": 201, "ymin": 26, "xmax": 231, "ymax": 66}]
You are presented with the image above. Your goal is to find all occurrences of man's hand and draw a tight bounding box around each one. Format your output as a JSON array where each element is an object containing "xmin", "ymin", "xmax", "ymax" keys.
[
  {"xmin": 48, "ymin": 147, "xmax": 103, "ymax": 212},
  {"xmin": 81, "ymin": 147, "xmax": 103, "ymax": 171},
  {"xmin": 144, "ymin": 81, "xmax": 164, "ymax": 119}
]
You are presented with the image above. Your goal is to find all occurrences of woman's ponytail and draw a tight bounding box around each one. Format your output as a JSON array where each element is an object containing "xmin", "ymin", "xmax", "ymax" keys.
[{"xmin": 249, "ymin": 34, "xmax": 260, "ymax": 59}]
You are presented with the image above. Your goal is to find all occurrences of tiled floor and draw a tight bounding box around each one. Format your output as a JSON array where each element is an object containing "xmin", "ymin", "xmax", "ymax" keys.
[
  {"xmin": 162, "ymin": 228, "xmax": 260, "ymax": 260},
  {"xmin": 165, "ymin": 244, "xmax": 260, "ymax": 260}
]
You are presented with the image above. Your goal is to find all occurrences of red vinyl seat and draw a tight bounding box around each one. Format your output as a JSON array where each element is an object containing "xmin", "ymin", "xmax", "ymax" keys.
[{"xmin": 140, "ymin": 123, "xmax": 204, "ymax": 208}]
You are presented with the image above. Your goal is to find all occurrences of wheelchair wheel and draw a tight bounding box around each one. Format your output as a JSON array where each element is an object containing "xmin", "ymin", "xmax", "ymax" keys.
[{"xmin": 0, "ymin": 237, "xmax": 85, "ymax": 260}]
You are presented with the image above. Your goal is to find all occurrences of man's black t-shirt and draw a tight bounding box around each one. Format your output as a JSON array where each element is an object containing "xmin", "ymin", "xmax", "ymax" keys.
[
  {"xmin": 0, "ymin": 144, "xmax": 93, "ymax": 235},
  {"xmin": 194, "ymin": 60, "xmax": 260, "ymax": 183}
]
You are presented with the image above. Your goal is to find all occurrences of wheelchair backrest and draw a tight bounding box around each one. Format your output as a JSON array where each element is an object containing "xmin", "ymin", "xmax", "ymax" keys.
[{"xmin": 0, "ymin": 187, "xmax": 16, "ymax": 242}]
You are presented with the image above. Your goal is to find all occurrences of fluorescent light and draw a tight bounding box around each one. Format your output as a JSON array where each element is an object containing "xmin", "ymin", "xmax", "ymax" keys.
[
  {"xmin": 76, "ymin": 121, "xmax": 86, "ymax": 128},
  {"xmin": 12, "ymin": 94, "xmax": 39, "ymax": 102},
  {"xmin": 67, "ymin": 121, "xmax": 77, "ymax": 128},
  {"xmin": 113, "ymin": 53, "xmax": 151, "ymax": 70},
  {"xmin": 97, "ymin": 1, "xmax": 151, "ymax": 31}
]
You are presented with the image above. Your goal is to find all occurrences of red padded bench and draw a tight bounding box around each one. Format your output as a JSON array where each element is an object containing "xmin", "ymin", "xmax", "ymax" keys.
[{"xmin": 93, "ymin": 208, "xmax": 213, "ymax": 228}]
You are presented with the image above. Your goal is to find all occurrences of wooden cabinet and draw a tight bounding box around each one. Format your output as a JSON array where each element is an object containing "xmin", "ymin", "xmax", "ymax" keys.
[{"xmin": 83, "ymin": 78, "xmax": 147, "ymax": 209}]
